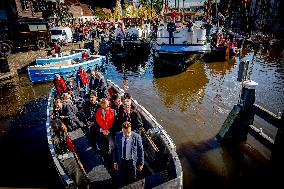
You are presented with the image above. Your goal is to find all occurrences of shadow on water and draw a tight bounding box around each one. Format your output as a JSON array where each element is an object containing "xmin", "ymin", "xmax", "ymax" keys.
[
  {"xmin": 0, "ymin": 74, "xmax": 61, "ymax": 188},
  {"xmin": 0, "ymin": 96, "xmax": 62, "ymax": 188},
  {"xmin": 177, "ymin": 137, "xmax": 280, "ymax": 189}
]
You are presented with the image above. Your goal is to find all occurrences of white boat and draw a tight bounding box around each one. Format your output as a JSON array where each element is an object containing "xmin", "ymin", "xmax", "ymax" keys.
[
  {"xmin": 46, "ymin": 79, "xmax": 183, "ymax": 188},
  {"xmin": 152, "ymin": 21, "xmax": 210, "ymax": 54},
  {"xmin": 152, "ymin": 12, "xmax": 211, "ymax": 70}
]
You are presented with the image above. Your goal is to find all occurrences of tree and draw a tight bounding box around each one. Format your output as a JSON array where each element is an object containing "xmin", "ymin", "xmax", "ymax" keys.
[
  {"xmin": 93, "ymin": 7, "xmax": 112, "ymax": 20},
  {"xmin": 54, "ymin": 2, "xmax": 73, "ymax": 24}
]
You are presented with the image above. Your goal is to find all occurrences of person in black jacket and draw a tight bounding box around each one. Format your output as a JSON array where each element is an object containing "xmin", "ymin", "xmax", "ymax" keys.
[
  {"xmin": 167, "ymin": 18, "xmax": 176, "ymax": 45},
  {"xmin": 115, "ymin": 99, "xmax": 143, "ymax": 133}
]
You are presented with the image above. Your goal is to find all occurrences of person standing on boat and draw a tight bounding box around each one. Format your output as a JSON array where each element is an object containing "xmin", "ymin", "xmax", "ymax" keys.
[
  {"xmin": 53, "ymin": 74, "xmax": 67, "ymax": 97},
  {"xmin": 84, "ymin": 91, "xmax": 100, "ymax": 148},
  {"xmin": 76, "ymin": 66, "xmax": 89, "ymax": 98},
  {"xmin": 89, "ymin": 69, "xmax": 98, "ymax": 92},
  {"xmin": 94, "ymin": 72, "xmax": 107, "ymax": 99},
  {"xmin": 167, "ymin": 18, "xmax": 176, "ymax": 45},
  {"xmin": 115, "ymin": 99, "xmax": 142, "ymax": 133},
  {"xmin": 113, "ymin": 121, "xmax": 144, "ymax": 187},
  {"xmin": 187, "ymin": 20, "xmax": 194, "ymax": 44},
  {"xmin": 53, "ymin": 40, "xmax": 62, "ymax": 57},
  {"xmin": 96, "ymin": 98, "xmax": 115, "ymax": 154},
  {"xmin": 82, "ymin": 50, "xmax": 89, "ymax": 60}
]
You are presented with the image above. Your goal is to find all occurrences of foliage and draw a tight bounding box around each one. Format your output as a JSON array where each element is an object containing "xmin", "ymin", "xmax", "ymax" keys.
[
  {"xmin": 113, "ymin": 0, "xmax": 123, "ymax": 21},
  {"xmin": 92, "ymin": 7, "xmax": 112, "ymax": 20},
  {"xmin": 138, "ymin": 0, "xmax": 163, "ymax": 15},
  {"xmin": 54, "ymin": 3, "xmax": 73, "ymax": 23}
]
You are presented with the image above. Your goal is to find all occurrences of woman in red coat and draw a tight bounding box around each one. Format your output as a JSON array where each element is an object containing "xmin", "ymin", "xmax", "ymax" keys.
[
  {"xmin": 96, "ymin": 98, "xmax": 115, "ymax": 154},
  {"xmin": 53, "ymin": 74, "xmax": 67, "ymax": 97}
]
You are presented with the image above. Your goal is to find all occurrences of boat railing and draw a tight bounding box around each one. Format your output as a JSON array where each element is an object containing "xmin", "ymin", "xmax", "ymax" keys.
[{"xmin": 46, "ymin": 87, "xmax": 76, "ymax": 188}]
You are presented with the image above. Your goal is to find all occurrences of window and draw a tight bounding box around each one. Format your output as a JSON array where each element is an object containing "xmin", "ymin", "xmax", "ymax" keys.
[
  {"xmin": 28, "ymin": 24, "xmax": 48, "ymax": 31},
  {"xmin": 21, "ymin": 0, "xmax": 30, "ymax": 10},
  {"xmin": 33, "ymin": 0, "xmax": 45, "ymax": 12},
  {"xmin": 50, "ymin": 30, "xmax": 63, "ymax": 35}
]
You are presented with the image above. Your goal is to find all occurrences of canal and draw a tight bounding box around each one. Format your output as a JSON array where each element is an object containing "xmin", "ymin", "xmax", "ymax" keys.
[{"xmin": 0, "ymin": 48, "xmax": 283, "ymax": 189}]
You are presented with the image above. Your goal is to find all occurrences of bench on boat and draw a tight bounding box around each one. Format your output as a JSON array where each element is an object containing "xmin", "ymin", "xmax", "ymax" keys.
[{"xmin": 68, "ymin": 128, "xmax": 112, "ymax": 187}]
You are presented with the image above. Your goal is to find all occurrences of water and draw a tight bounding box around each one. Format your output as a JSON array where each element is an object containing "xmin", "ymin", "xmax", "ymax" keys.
[{"xmin": 0, "ymin": 48, "xmax": 283, "ymax": 189}]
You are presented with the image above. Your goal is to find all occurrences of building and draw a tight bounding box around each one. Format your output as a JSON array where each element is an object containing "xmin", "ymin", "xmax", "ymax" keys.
[{"xmin": 0, "ymin": 0, "xmax": 93, "ymax": 22}]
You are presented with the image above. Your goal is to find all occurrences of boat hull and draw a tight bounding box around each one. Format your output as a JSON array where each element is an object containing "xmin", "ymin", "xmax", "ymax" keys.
[
  {"xmin": 46, "ymin": 79, "xmax": 183, "ymax": 188},
  {"xmin": 28, "ymin": 55, "xmax": 106, "ymax": 83},
  {"xmin": 110, "ymin": 40, "xmax": 151, "ymax": 61},
  {"xmin": 202, "ymin": 46, "xmax": 238, "ymax": 62},
  {"xmin": 152, "ymin": 44, "xmax": 211, "ymax": 54},
  {"xmin": 35, "ymin": 49, "xmax": 86, "ymax": 65}
]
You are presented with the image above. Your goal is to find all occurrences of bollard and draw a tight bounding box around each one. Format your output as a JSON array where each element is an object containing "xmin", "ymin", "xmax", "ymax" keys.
[
  {"xmin": 217, "ymin": 80, "xmax": 258, "ymax": 144},
  {"xmin": 240, "ymin": 80, "xmax": 258, "ymax": 109},
  {"xmin": 237, "ymin": 60, "xmax": 250, "ymax": 82}
]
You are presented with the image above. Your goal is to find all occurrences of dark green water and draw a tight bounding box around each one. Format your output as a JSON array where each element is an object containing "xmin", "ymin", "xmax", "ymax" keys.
[{"xmin": 0, "ymin": 48, "xmax": 283, "ymax": 189}]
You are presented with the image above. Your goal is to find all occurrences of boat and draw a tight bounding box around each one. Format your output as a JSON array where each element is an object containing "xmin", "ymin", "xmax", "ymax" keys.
[
  {"xmin": 202, "ymin": 31, "xmax": 240, "ymax": 62},
  {"xmin": 152, "ymin": 11, "xmax": 210, "ymax": 69},
  {"xmin": 35, "ymin": 49, "xmax": 87, "ymax": 65},
  {"xmin": 110, "ymin": 18, "xmax": 151, "ymax": 60},
  {"xmin": 46, "ymin": 79, "xmax": 183, "ymax": 189},
  {"xmin": 28, "ymin": 55, "xmax": 106, "ymax": 83}
]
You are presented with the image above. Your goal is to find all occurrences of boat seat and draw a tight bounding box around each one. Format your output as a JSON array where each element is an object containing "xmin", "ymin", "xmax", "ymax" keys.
[
  {"xmin": 125, "ymin": 170, "xmax": 169, "ymax": 189},
  {"xmin": 139, "ymin": 128, "xmax": 159, "ymax": 165},
  {"xmin": 49, "ymin": 60, "xmax": 72, "ymax": 67},
  {"xmin": 60, "ymin": 153, "xmax": 88, "ymax": 188},
  {"xmin": 68, "ymin": 129, "xmax": 112, "ymax": 187}
]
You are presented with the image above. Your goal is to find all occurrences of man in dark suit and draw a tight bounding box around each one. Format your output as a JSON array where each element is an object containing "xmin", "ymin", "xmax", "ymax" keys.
[
  {"xmin": 167, "ymin": 18, "xmax": 176, "ymax": 45},
  {"xmin": 113, "ymin": 121, "xmax": 144, "ymax": 187},
  {"xmin": 115, "ymin": 99, "xmax": 142, "ymax": 133}
]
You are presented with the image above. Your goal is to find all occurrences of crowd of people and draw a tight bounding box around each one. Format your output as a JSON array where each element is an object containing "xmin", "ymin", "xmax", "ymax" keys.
[{"xmin": 51, "ymin": 67, "xmax": 144, "ymax": 187}]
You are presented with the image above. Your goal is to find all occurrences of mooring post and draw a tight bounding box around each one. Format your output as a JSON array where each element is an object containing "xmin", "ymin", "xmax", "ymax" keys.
[
  {"xmin": 217, "ymin": 80, "xmax": 258, "ymax": 144},
  {"xmin": 217, "ymin": 57, "xmax": 258, "ymax": 144}
]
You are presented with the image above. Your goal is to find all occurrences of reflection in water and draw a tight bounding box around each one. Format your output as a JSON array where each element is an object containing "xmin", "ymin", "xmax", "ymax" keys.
[
  {"xmin": 205, "ymin": 58, "xmax": 236, "ymax": 77},
  {"xmin": 153, "ymin": 62, "xmax": 209, "ymax": 112},
  {"xmin": 111, "ymin": 58, "xmax": 148, "ymax": 74},
  {"xmin": 0, "ymin": 75, "xmax": 52, "ymax": 118}
]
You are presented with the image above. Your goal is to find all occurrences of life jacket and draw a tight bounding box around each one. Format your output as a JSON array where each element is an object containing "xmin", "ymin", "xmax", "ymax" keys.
[
  {"xmin": 54, "ymin": 77, "xmax": 67, "ymax": 94},
  {"xmin": 83, "ymin": 51, "xmax": 89, "ymax": 59},
  {"xmin": 96, "ymin": 107, "xmax": 114, "ymax": 130},
  {"xmin": 55, "ymin": 42, "xmax": 60, "ymax": 53},
  {"xmin": 79, "ymin": 71, "xmax": 89, "ymax": 85}
]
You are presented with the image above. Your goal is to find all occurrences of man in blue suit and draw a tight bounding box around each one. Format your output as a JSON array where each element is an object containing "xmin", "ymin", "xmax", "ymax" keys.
[{"xmin": 113, "ymin": 121, "xmax": 144, "ymax": 187}]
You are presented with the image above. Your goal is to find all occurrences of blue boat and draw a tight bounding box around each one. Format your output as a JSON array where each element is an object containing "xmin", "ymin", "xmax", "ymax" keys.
[
  {"xmin": 152, "ymin": 44, "xmax": 211, "ymax": 54},
  {"xmin": 35, "ymin": 49, "xmax": 87, "ymax": 65},
  {"xmin": 28, "ymin": 55, "xmax": 106, "ymax": 83}
]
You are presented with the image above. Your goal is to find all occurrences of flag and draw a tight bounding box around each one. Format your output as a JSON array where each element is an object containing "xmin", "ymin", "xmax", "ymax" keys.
[{"xmin": 120, "ymin": 18, "xmax": 125, "ymax": 35}]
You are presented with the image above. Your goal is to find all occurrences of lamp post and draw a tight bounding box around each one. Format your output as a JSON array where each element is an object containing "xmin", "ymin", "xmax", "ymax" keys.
[{"xmin": 216, "ymin": 0, "xmax": 219, "ymax": 33}]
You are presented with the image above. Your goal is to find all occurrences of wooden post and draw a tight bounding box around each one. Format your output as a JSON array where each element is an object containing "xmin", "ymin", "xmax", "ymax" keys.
[{"xmin": 217, "ymin": 80, "xmax": 258, "ymax": 144}]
